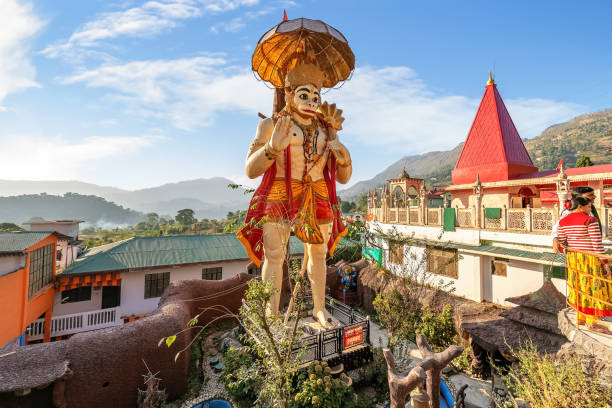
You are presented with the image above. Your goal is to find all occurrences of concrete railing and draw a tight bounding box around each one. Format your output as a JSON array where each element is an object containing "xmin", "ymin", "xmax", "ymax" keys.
[
  {"xmin": 28, "ymin": 307, "xmax": 123, "ymax": 341},
  {"xmin": 368, "ymin": 204, "xmax": 559, "ymax": 234}
]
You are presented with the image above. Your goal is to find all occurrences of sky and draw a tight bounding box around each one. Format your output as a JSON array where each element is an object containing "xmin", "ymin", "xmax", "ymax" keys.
[{"xmin": 0, "ymin": 0, "xmax": 610, "ymax": 191}]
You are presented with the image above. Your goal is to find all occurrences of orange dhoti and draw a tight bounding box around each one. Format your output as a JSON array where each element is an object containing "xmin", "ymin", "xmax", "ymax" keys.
[{"xmin": 265, "ymin": 178, "xmax": 334, "ymax": 224}]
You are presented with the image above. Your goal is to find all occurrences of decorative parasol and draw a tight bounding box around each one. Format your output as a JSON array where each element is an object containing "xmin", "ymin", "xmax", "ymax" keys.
[{"xmin": 252, "ymin": 17, "xmax": 355, "ymax": 89}]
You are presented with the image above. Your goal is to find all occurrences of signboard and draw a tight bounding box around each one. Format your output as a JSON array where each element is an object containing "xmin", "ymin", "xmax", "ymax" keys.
[{"xmin": 343, "ymin": 325, "xmax": 363, "ymax": 348}]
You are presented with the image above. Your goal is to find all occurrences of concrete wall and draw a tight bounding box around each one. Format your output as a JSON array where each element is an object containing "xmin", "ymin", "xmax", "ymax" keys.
[
  {"xmin": 53, "ymin": 286, "xmax": 103, "ymax": 316},
  {"xmin": 121, "ymin": 260, "xmax": 250, "ymax": 317},
  {"xmin": 488, "ymin": 259, "xmax": 544, "ymax": 306},
  {"xmin": 382, "ymin": 241, "xmax": 484, "ymax": 303},
  {"xmin": 0, "ymin": 255, "xmax": 25, "ymax": 277},
  {"xmin": 29, "ymin": 222, "xmax": 80, "ymax": 239}
]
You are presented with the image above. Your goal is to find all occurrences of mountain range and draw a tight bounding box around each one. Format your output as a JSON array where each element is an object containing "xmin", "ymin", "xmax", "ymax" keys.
[
  {"xmin": 0, "ymin": 178, "xmax": 251, "ymax": 225},
  {"xmin": 338, "ymin": 108, "xmax": 612, "ymax": 200}
]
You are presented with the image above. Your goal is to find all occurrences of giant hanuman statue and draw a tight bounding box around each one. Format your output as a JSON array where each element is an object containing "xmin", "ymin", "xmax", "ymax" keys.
[{"xmin": 238, "ymin": 16, "xmax": 355, "ymax": 328}]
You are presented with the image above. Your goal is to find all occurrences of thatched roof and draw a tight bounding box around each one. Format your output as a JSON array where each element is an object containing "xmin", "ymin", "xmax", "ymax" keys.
[
  {"xmin": 0, "ymin": 341, "xmax": 69, "ymax": 392},
  {"xmin": 505, "ymin": 280, "xmax": 566, "ymax": 314}
]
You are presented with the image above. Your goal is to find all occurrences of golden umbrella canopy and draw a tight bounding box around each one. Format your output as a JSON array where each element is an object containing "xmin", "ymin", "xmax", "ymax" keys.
[{"xmin": 252, "ymin": 17, "xmax": 355, "ymax": 89}]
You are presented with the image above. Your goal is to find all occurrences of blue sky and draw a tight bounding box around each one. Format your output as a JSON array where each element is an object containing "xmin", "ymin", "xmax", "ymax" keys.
[{"xmin": 0, "ymin": 0, "xmax": 610, "ymax": 191}]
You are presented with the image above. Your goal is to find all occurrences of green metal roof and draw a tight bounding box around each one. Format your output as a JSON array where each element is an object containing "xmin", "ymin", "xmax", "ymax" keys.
[
  {"xmin": 0, "ymin": 231, "xmax": 54, "ymax": 254},
  {"xmin": 60, "ymin": 233, "xmax": 305, "ymax": 275}
]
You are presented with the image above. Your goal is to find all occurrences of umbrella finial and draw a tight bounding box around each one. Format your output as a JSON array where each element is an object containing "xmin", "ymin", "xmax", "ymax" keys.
[{"xmin": 283, "ymin": 9, "xmax": 288, "ymax": 21}]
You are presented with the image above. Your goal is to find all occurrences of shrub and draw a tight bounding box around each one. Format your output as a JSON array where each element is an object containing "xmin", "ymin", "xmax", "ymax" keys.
[
  {"xmin": 222, "ymin": 346, "xmax": 259, "ymax": 406},
  {"xmin": 417, "ymin": 304, "xmax": 455, "ymax": 351},
  {"xmin": 292, "ymin": 361, "xmax": 353, "ymax": 408},
  {"xmin": 501, "ymin": 342, "xmax": 612, "ymax": 408}
]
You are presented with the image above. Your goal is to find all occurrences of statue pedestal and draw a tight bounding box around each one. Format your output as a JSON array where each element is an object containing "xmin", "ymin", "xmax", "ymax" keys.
[{"xmin": 299, "ymin": 310, "xmax": 341, "ymax": 332}]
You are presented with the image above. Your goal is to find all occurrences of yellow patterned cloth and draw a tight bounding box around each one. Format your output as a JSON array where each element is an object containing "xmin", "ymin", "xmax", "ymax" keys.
[{"xmin": 566, "ymin": 250, "xmax": 612, "ymax": 323}]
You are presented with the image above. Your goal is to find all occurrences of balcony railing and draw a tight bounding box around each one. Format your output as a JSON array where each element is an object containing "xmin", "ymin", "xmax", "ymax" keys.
[
  {"xmin": 368, "ymin": 205, "xmax": 612, "ymax": 236},
  {"xmin": 28, "ymin": 307, "xmax": 123, "ymax": 341}
]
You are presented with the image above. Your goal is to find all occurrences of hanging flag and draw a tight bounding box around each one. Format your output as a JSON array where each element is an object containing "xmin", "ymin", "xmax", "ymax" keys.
[
  {"xmin": 555, "ymin": 159, "xmax": 564, "ymax": 170},
  {"xmin": 283, "ymin": 9, "xmax": 288, "ymax": 21}
]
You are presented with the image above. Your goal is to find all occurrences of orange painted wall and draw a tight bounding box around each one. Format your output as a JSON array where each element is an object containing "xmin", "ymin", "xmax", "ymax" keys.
[
  {"xmin": 0, "ymin": 268, "xmax": 27, "ymax": 347},
  {"xmin": 0, "ymin": 234, "xmax": 57, "ymax": 347}
]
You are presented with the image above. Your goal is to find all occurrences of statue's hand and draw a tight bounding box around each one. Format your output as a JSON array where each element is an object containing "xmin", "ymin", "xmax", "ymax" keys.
[
  {"xmin": 328, "ymin": 136, "xmax": 349, "ymax": 166},
  {"xmin": 269, "ymin": 116, "xmax": 292, "ymax": 153}
]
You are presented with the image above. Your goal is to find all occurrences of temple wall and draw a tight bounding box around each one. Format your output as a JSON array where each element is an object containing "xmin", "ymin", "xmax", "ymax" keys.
[{"xmin": 451, "ymin": 190, "xmax": 470, "ymax": 208}]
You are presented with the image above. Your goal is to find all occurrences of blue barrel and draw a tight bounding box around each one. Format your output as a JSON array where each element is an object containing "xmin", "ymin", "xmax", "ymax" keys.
[{"xmin": 191, "ymin": 399, "xmax": 232, "ymax": 408}]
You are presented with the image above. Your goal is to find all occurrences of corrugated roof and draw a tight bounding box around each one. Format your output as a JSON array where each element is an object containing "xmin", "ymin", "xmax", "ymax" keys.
[
  {"xmin": 0, "ymin": 231, "xmax": 54, "ymax": 253},
  {"xmin": 61, "ymin": 233, "xmax": 305, "ymax": 275}
]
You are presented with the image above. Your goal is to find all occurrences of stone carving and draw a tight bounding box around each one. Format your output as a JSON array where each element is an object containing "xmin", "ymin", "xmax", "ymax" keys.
[
  {"xmin": 428, "ymin": 209, "xmax": 439, "ymax": 225},
  {"xmin": 508, "ymin": 210, "xmax": 527, "ymax": 230},
  {"xmin": 532, "ymin": 210, "xmax": 553, "ymax": 232}
]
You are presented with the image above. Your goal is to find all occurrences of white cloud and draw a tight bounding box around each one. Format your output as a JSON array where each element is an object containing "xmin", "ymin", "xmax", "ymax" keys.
[
  {"xmin": 327, "ymin": 67, "xmax": 585, "ymax": 153},
  {"xmin": 0, "ymin": 0, "xmax": 43, "ymax": 103},
  {"xmin": 61, "ymin": 61, "xmax": 583, "ymax": 152},
  {"xmin": 42, "ymin": 0, "xmax": 259, "ymax": 59},
  {"xmin": 0, "ymin": 134, "xmax": 160, "ymax": 180},
  {"xmin": 62, "ymin": 56, "xmax": 271, "ymax": 129}
]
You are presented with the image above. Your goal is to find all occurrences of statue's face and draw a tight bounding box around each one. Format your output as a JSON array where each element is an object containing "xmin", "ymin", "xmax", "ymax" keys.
[{"xmin": 289, "ymin": 84, "xmax": 321, "ymax": 118}]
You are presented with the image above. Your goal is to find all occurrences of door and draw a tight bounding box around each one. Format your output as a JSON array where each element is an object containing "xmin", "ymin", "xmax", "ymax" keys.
[{"xmin": 101, "ymin": 286, "xmax": 121, "ymax": 309}]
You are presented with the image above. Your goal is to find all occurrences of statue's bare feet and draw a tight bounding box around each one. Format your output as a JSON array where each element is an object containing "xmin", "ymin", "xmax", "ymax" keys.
[{"xmin": 313, "ymin": 308, "xmax": 334, "ymax": 329}]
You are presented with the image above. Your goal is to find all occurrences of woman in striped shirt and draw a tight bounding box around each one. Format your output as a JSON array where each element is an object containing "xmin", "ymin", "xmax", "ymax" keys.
[{"xmin": 558, "ymin": 196, "xmax": 611, "ymax": 333}]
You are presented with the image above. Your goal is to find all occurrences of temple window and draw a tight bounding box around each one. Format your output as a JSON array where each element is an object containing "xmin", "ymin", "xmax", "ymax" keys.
[
  {"xmin": 202, "ymin": 267, "xmax": 222, "ymax": 280},
  {"xmin": 144, "ymin": 272, "xmax": 170, "ymax": 298},
  {"xmin": 491, "ymin": 258, "xmax": 509, "ymax": 277},
  {"xmin": 426, "ymin": 246, "xmax": 458, "ymax": 279},
  {"xmin": 388, "ymin": 241, "xmax": 404, "ymax": 265}
]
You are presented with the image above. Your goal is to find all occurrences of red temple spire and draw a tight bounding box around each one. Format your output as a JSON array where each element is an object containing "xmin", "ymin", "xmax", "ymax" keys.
[
  {"xmin": 451, "ymin": 73, "xmax": 538, "ymax": 184},
  {"xmin": 283, "ymin": 9, "xmax": 288, "ymax": 21}
]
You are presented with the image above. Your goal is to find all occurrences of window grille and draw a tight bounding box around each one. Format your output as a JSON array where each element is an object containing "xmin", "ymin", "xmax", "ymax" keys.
[
  {"xmin": 28, "ymin": 244, "xmax": 54, "ymax": 298},
  {"xmin": 202, "ymin": 267, "xmax": 222, "ymax": 280},
  {"xmin": 144, "ymin": 272, "xmax": 170, "ymax": 298}
]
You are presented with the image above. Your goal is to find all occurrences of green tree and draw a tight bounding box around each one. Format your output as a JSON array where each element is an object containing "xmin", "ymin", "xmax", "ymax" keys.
[
  {"xmin": 0, "ymin": 222, "xmax": 24, "ymax": 231},
  {"xmin": 575, "ymin": 155, "xmax": 593, "ymax": 167},
  {"xmin": 146, "ymin": 212, "xmax": 159, "ymax": 227},
  {"xmin": 354, "ymin": 194, "xmax": 368, "ymax": 213},
  {"xmin": 340, "ymin": 200, "xmax": 355, "ymax": 214},
  {"xmin": 175, "ymin": 209, "xmax": 196, "ymax": 225}
]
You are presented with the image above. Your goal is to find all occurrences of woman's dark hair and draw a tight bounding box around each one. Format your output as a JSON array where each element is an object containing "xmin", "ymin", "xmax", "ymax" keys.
[
  {"xmin": 570, "ymin": 196, "xmax": 591, "ymax": 210},
  {"xmin": 574, "ymin": 186, "xmax": 594, "ymax": 195}
]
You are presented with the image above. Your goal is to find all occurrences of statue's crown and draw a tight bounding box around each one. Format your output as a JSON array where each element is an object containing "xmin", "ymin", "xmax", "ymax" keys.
[{"xmin": 284, "ymin": 63, "xmax": 324, "ymax": 89}]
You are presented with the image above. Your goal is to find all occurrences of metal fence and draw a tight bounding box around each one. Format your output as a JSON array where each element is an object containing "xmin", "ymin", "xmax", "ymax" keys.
[{"xmin": 293, "ymin": 296, "xmax": 370, "ymax": 364}]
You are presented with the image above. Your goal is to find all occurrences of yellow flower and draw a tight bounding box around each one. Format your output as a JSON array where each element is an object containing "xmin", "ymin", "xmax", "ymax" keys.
[
  {"xmin": 317, "ymin": 378, "xmax": 323, "ymax": 386},
  {"xmin": 324, "ymin": 366, "xmax": 331, "ymax": 374},
  {"xmin": 309, "ymin": 373, "xmax": 316, "ymax": 380},
  {"xmin": 321, "ymin": 361, "xmax": 328, "ymax": 367},
  {"xmin": 312, "ymin": 396, "xmax": 319, "ymax": 404},
  {"xmin": 294, "ymin": 393, "xmax": 300, "ymax": 401},
  {"xmin": 325, "ymin": 387, "xmax": 331, "ymax": 394},
  {"xmin": 315, "ymin": 364, "xmax": 322, "ymax": 373}
]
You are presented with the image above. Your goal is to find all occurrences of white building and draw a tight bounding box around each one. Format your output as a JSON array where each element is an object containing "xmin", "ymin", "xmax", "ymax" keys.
[
  {"xmin": 26, "ymin": 233, "xmax": 304, "ymax": 341},
  {"xmin": 365, "ymin": 75, "xmax": 611, "ymax": 307}
]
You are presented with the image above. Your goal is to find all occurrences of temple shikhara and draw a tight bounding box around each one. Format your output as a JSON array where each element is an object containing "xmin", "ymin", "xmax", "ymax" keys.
[{"xmin": 367, "ymin": 73, "xmax": 612, "ymax": 306}]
